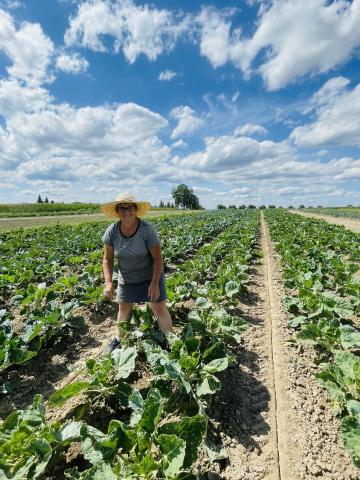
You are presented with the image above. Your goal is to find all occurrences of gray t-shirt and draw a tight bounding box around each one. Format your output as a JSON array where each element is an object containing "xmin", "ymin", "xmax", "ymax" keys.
[{"xmin": 102, "ymin": 219, "xmax": 160, "ymax": 284}]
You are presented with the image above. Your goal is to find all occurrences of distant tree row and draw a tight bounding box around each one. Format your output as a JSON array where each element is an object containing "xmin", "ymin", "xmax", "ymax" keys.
[
  {"xmin": 217, "ymin": 204, "xmax": 279, "ymax": 209},
  {"xmin": 157, "ymin": 200, "xmax": 176, "ymax": 208},
  {"xmin": 216, "ymin": 204, "xmax": 337, "ymax": 210},
  {"xmin": 36, "ymin": 195, "xmax": 54, "ymax": 203}
]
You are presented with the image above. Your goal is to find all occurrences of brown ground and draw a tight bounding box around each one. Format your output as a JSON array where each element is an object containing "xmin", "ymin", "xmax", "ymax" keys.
[
  {"xmin": 292, "ymin": 210, "xmax": 360, "ymax": 233},
  {"xmin": 0, "ymin": 213, "xmax": 359, "ymax": 479}
]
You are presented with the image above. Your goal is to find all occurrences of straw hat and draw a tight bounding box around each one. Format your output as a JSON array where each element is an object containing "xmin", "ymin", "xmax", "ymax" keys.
[{"xmin": 101, "ymin": 193, "xmax": 151, "ymax": 219}]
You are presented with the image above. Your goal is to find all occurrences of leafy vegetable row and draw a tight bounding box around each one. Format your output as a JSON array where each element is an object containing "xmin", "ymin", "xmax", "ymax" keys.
[
  {"xmin": 0, "ymin": 211, "xmax": 246, "ymax": 373},
  {"xmin": 265, "ymin": 210, "xmax": 360, "ymax": 467},
  {"xmin": 0, "ymin": 212, "xmax": 260, "ymax": 478}
]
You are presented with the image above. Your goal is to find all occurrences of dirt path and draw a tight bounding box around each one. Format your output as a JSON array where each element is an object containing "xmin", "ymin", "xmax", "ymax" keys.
[
  {"xmin": 291, "ymin": 210, "xmax": 360, "ymax": 233},
  {"xmin": 204, "ymin": 219, "xmax": 297, "ymax": 480}
]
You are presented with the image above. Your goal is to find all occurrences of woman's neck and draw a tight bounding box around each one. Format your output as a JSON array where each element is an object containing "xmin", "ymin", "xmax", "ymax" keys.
[{"xmin": 120, "ymin": 217, "xmax": 139, "ymax": 232}]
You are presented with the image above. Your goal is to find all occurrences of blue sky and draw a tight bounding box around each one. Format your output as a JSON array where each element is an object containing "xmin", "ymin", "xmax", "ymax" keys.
[{"xmin": 0, "ymin": 0, "xmax": 359, "ymax": 208}]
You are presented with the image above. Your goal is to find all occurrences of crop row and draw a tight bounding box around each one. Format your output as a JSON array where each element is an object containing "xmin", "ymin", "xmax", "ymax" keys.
[
  {"xmin": 265, "ymin": 209, "xmax": 360, "ymax": 467},
  {"xmin": 0, "ymin": 212, "xmax": 260, "ymax": 478},
  {"xmin": 0, "ymin": 211, "xmax": 251, "ymax": 373}
]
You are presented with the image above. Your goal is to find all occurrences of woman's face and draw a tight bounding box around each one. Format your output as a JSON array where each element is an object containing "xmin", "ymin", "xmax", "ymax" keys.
[{"xmin": 115, "ymin": 203, "xmax": 137, "ymax": 219}]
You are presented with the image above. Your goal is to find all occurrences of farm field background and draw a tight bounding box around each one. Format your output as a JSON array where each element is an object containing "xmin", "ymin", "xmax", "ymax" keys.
[
  {"xmin": 0, "ymin": 210, "xmax": 359, "ymax": 479},
  {"xmin": 0, "ymin": 208, "xmax": 191, "ymax": 233},
  {"xmin": 306, "ymin": 207, "xmax": 360, "ymax": 220}
]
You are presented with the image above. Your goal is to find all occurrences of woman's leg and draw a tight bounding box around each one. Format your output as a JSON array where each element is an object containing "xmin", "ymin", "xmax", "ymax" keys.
[
  {"xmin": 150, "ymin": 301, "xmax": 173, "ymax": 335},
  {"xmin": 117, "ymin": 302, "xmax": 133, "ymax": 330}
]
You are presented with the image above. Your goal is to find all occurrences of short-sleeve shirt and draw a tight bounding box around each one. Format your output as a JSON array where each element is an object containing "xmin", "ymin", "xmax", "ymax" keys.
[{"xmin": 102, "ymin": 219, "xmax": 160, "ymax": 284}]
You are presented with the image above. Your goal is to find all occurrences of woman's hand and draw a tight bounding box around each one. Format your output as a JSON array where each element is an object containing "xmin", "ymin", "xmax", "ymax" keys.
[
  {"xmin": 148, "ymin": 281, "xmax": 160, "ymax": 302},
  {"xmin": 104, "ymin": 281, "xmax": 114, "ymax": 301}
]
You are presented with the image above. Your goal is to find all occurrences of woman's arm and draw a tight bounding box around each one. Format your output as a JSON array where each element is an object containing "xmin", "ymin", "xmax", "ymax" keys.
[
  {"xmin": 103, "ymin": 244, "xmax": 115, "ymax": 300},
  {"xmin": 148, "ymin": 244, "xmax": 163, "ymax": 302}
]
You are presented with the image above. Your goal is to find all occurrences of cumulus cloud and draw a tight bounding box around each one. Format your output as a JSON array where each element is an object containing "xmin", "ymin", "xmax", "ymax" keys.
[
  {"xmin": 197, "ymin": 7, "xmax": 232, "ymax": 68},
  {"xmin": 234, "ymin": 123, "xmax": 268, "ymax": 137},
  {"xmin": 170, "ymin": 105, "xmax": 204, "ymax": 139},
  {"xmin": 0, "ymin": 9, "xmax": 54, "ymax": 86},
  {"xmin": 65, "ymin": 0, "xmax": 189, "ymax": 63},
  {"xmin": 197, "ymin": 1, "xmax": 360, "ymax": 90},
  {"xmin": 290, "ymin": 78, "xmax": 360, "ymax": 147},
  {"xmin": 56, "ymin": 52, "xmax": 89, "ymax": 74},
  {"xmin": 158, "ymin": 70, "xmax": 176, "ymax": 81},
  {"xmin": 0, "ymin": 76, "xmax": 170, "ymax": 176},
  {"xmin": 173, "ymin": 134, "xmax": 294, "ymax": 172}
]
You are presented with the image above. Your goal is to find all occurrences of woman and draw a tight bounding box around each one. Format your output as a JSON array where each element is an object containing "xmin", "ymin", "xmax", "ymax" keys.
[{"xmin": 101, "ymin": 193, "xmax": 172, "ymax": 351}]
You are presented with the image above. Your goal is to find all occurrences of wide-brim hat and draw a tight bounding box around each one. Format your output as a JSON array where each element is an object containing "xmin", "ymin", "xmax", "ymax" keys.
[{"xmin": 101, "ymin": 193, "xmax": 151, "ymax": 219}]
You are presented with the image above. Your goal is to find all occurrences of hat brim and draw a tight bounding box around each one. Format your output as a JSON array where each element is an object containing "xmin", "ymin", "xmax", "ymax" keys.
[{"xmin": 100, "ymin": 201, "xmax": 151, "ymax": 219}]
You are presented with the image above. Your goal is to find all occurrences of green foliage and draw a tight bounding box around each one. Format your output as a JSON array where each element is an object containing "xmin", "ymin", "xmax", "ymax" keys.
[{"xmin": 171, "ymin": 184, "xmax": 201, "ymax": 210}]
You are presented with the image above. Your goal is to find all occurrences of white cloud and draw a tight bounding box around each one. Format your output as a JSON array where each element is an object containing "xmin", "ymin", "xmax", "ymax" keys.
[
  {"xmin": 173, "ymin": 134, "xmax": 294, "ymax": 172},
  {"xmin": 290, "ymin": 78, "xmax": 360, "ymax": 147},
  {"xmin": 197, "ymin": 1, "xmax": 360, "ymax": 90},
  {"xmin": 234, "ymin": 123, "xmax": 268, "ymax": 137},
  {"xmin": 0, "ymin": 0, "xmax": 24, "ymax": 9},
  {"xmin": 170, "ymin": 105, "xmax": 204, "ymax": 139},
  {"xmin": 56, "ymin": 52, "xmax": 89, "ymax": 74},
  {"xmin": 171, "ymin": 139, "xmax": 187, "ymax": 150},
  {"xmin": 197, "ymin": 7, "xmax": 232, "ymax": 68},
  {"xmin": 231, "ymin": 91, "xmax": 239, "ymax": 103},
  {"xmin": 158, "ymin": 70, "xmax": 176, "ymax": 81},
  {"xmin": 0, "ymin": 77, "xmax": 170, "ymax": 176},
  {"xmin": 65, "ymin": 0, "xmax": 189, "ymax": 63},
  {"xmin": 0, "ymin": 9, "xmax": 54, "ymax": 86}
]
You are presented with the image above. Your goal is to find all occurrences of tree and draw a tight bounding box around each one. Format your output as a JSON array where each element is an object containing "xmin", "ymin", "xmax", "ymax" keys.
[
  {"xmin": 298, "ymin": 205, "xmax": 305, "ymax": 209},
  {"xmin": 159, "ymin": 200, "xmax": 164, "ymax": 208},
  {"xmin": 45, "ymin": 196, "xmax": 49, "ymax": 203},
  {"xmin": 268, "ymin": 205, "xmax": 276, "ymax": 209},
  {"xmin": 217, "ymin": 204, "xmax": 226, "ymax": 209},
  {"xmin": 238, "ymin": 205, "xmax": 246, "ymax": 209},
  {"xmin": 288, "ymin": 205, "xmax": 294, "ymax": 209},
  {"xmin": 259, "ymin": 205, "xmax": 266, "ymax": 209},
  {"xmin": 228, "ymin": 205, "xmax": 237, "ymax": 209},
  {"xmin": 247, "ymin": 204, "xmax": 256, "ymax": 209},
  {"xmin": 171, "ymin": 184, "xmax": 201, "ymax": 210},
  {"xmin": 37, "ymin": 194, "xmax": 43, "ymax": 203}
]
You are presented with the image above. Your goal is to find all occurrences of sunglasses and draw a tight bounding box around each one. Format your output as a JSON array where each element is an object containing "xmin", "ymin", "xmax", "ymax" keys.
[{"xmin": 116, "ymin": 205, "xmax": 136, "ymax": 213}]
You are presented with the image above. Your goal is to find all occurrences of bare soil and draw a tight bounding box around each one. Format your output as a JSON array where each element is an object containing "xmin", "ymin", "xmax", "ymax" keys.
[
  {"xmin": 0, "ymin": 305, "xmax": 119, "ymax": 419},
  {"xmin": 292, "ymin": 210, "xmax": 360, "ymax": 233}
]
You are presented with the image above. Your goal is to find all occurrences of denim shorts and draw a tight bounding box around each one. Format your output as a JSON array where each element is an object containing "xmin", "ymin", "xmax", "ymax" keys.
[{"xmin": 116, "ymin": 272, "xmax": 167, "ymax": 303}]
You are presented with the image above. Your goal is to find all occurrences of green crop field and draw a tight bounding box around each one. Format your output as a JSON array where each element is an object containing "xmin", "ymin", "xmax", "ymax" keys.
[
  {"xmin": 0, "ymin": 210, "xmax": 359, "ymax": 478},
  {"xmin": 0, "ymin": 203, "xmax": 179, "ymax": 218}
]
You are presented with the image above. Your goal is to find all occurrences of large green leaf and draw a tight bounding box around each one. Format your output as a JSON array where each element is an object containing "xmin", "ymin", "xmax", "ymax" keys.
[
  {"xmin": 196, "ymin": 374, "xmax": 221, "ymax": 397},
  {"xmin": 157, "ymin": 434, "xmax": 186, "ymax": 478},
  {"xmin": 203, "ymin": 357, "xmax": 228, "ymax": 374},
  {"xmin": 342, "ymin": 416, "xmax": 360, "ymax": 467},
  {"xmin": 138, "ymin": 389, "xmax": 163, "ymax": 435},
  {"xmin": 159, "ymin": 415, "xmax": 206, "ymax": 468},
  {"xmin": 111, "ymin": 347, "xmax": 137, "ymax": 380},
  {"xmin": 49, "ymin": 382, "xmax": 91, "ymax": 407}
]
